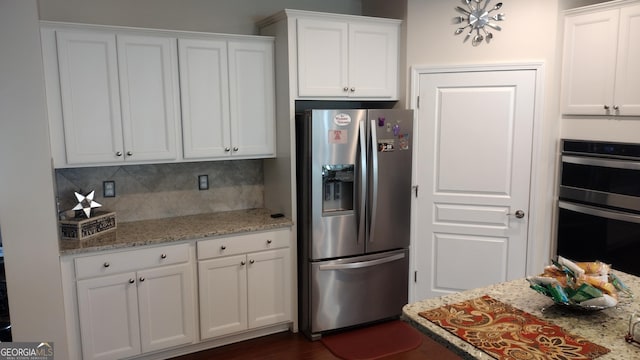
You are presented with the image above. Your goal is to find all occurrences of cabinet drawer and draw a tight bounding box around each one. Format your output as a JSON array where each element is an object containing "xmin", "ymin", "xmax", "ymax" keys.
[
  {"xmin": 75, "ymin": 243, "xmax": 190, "ymax": 279},
  {"xmin": 197, "ymin": 229, "xmax": 290, "ymax": 260}
]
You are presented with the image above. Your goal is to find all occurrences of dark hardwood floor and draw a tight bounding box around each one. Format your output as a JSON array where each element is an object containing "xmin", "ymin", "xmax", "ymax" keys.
[{"xmin": 170, "ymin": 330, "xmax": 464, "ymax": 360}]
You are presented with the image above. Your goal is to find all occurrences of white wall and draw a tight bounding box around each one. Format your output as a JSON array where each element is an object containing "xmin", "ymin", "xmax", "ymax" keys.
[
  {"xmin": 0, "ymin": 1, "xmax": 69, "ymax": 358},
  {"xmin": 38, "ymin": 0, "xmax": 362, "ymax": 34},
  {"xmin": 405, "ymin": 0, "xmax": 563, "ymax": 272}
]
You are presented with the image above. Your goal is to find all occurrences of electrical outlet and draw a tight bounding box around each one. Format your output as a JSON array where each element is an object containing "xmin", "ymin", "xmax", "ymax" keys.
[
  {"xmin": 103, "ymin": 181, "xmax": 116, "ymax": 197},
  {"xmin": 198, "ymin": 175, "xmax": 209, "ymax": 190}
]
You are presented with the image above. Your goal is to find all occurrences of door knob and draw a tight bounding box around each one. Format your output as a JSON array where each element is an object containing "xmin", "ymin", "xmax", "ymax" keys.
[{"xmin": 514, "ymin": 210, "xmax": 525, "ymax": 218}]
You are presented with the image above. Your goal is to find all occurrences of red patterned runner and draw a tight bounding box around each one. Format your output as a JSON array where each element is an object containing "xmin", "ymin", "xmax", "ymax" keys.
[{"xmin": 419, "ymin": 295, "xmax": 610, "ymax": 360}]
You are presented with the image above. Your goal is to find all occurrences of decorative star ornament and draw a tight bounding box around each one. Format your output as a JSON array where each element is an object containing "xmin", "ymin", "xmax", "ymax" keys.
[{"xmin": 72, "ymin": 190, "xmax": 102, "ymax": 218}]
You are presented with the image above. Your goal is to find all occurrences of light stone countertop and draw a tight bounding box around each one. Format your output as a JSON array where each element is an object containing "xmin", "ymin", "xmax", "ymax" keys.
[
  {"xmin": 59, "ymin": 208, "xmax": 293, "ymax": 255},
  {"xmin": 403, "ymin": 271, "xmax": 640, "ymax": 360}
]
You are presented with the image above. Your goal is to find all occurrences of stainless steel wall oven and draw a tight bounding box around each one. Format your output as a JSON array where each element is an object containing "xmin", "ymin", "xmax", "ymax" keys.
[{"xmin": 557, "ymin": 139, "xmax": 640, "ymax": 276}]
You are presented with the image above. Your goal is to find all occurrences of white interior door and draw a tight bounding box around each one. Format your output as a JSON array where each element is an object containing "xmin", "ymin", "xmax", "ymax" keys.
[{"xmin": 412, "ymin": 68, "xmax": 537, "ymax": 300}]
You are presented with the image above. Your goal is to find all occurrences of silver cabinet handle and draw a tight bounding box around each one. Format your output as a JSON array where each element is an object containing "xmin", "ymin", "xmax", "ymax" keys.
[
  {"xmin": 266, "ymin": 239, "xmax": 272, "ymax": 244},
  {"xmin": 160, "ymin": 253, "xmax": 167, "ymax": 259},
  {"xmin": 221, "ymin": 245, "xmax": 226, "ymax": 250},
  {"xmin": 139, "ymin": 277, "xmax": 145, "ymax": 282},
  {"xmin": 249, "ymin": 259, "xmax": 255, "ymax": 264},
  {"xmin": 350, "ymin": 87, "xmax": 355, "ymax": 92},
  {"xmin": 126, "ymin": 151, "xmax": 133, "ymax": 156},
  {"xmin": 103, "ymin": 262, "xmax": 110, "ymax": 268},
  {"xmin": 233, "ymin": 147, "xmax": 239, "ymax": 152},
  {"xmin": 115, "ymin": 152, "xmax": 123, "ymax": 157},
  {"xmin": 604, "ymin": 105, "xmax": 610, "ymax": 110},
  {"xmin": 241, "ymin": 260, "xmax": 246, "ymax": 266},
  {"xmin": 614, "ymin": 105, "xmax": 620, "ymax": 111},
  {"xmin": 224, "ymin": 147, "xmax": 231, "ymax": 152},
  {"xmin": 128, "ymin": 278, "xmax": 135, "ymax": 284},
  {"xmin": 343, "ymin": 86, "xmax": 349, "ymax": 91}
]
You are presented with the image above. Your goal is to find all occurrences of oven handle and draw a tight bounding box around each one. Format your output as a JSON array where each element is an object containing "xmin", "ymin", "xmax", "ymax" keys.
[
  {"xmin": 559, "ymin": 200, "xmax": 640, "ymax": 224},
  {"xmin": 563, "ymin": 155, "xmax": 640, "ymax": 171}
]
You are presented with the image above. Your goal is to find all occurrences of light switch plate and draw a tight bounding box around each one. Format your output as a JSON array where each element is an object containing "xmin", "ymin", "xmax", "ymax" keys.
[
  {"xmin": 198, "ymin": 175, "xmax": 209, "ymax": 190},
  {"xmin": 103, "ymin": 181, "xmax": 116, "ymax": 197}
]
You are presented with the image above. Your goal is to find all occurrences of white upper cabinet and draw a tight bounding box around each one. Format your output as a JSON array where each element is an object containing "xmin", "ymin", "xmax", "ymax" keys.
[
  {"xmin": 117, "ymin": 35, "xmax": 180, "ymax": 162},
  {"xmin": 295, "ymin": 15, "xmax": 399, "ymax": 99},
  {"xmin": 180, "ymin": 38, "xmax": 275, "ymax": 159},
  {"xmin": 179, "ymin": 38, "xmax": 230, "ymax": 159},
  {"xmin": 41, "ymin": 22, "xmax": 276, "ymax": 167},
  {"xmin": 613, "ymin": 4, "xmax": 640, "ymax": 116},
  {"xmin": 296, "ymin": 19, "xmax": 349, "ymax": 97},
  {"xmin": 53, "ymin": 29, "xmax": 179, "ymax": 165},
  {"xmin": 55, "ymin": 30, "xmax": 125, "ymax": 165},
  {"xmin": 228, "ymin": 40, "xmax": 275, "ymax": 158},
  {"xmin": 561, "ymin": 1, "xmax": 640, "ymax": 116}
]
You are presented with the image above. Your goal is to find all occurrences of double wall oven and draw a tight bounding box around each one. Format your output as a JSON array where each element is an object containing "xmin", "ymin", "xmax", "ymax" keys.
[{"xmin": 557, "ymin": 139, "xmax": 640, "ymax": 276}]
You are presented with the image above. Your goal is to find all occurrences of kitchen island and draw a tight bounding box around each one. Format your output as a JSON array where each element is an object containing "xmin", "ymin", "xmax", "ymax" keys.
[{"xmin": 403, "ymin": 271, "xmax": 640, "ymax": 359}]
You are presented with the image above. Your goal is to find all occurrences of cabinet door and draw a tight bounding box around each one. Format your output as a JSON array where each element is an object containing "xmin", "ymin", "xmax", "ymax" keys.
[
  {"xmin": 228, "ymin": 40, "xmax": 276, "ymax": 158},
  {"xmin": 56, "ymin": 30, "xmax": 124, "ymax": 164},
  {"xmin": 296, "ymin": 18, "xmax": 349, "ymax": 97},
  {"xmin": 247, "ymin": 248, "xmax": 291, "ymax": 329},
  {"xmin": 117, "ymin": 35, "xmax": 180, "ymax": 162},
  {"xmin": 137, "ymin": 262, "xmax": 196, "ymax": 353},
  {"xmin": 561, "ymin": 9, "xmax": 619, "ymax": 115},
  {"xmin": 349, "ymin": 22, "xmax": 398, "ymax": 98},
  {"xmin": 77, "ymin": 272, "xmax": 140, "ymax": 360},
  {"xmin": 179, "ymin": 38, "xmax": 231, "ymax": 159},
  {"xmin": 198, "ymin": 254, "xmax": 248, "ymax": 339},
  {"xmin": 614, "ymin": 4, "xmax": 640, "ymax": 116}
]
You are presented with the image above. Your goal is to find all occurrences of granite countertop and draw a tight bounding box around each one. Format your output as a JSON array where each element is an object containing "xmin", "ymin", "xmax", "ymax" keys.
[
  {"xmin": 403, "ymin": 271, "xmax": 640, "ymax": 359},
  {"xmin": 59, "ymin": 208, "xmax": 293, "ymax": 255}
]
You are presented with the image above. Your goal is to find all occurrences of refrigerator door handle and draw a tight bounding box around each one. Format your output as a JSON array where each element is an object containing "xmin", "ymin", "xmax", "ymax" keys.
[
  {"xmin": 358, "ymin": 120, "xmax": 367, "ymax": 245},
  {"xmin": 318, "ymin": 253, "xmax": 406, "ymax": 271},
  {"xmin": 369, "ymin": 119, "xmax": 379, "ymax": 243}
]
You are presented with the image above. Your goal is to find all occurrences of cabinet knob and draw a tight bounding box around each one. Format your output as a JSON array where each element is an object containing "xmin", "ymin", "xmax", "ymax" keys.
[
  {"xmin": 507, "ymin": 209, "xmax": 526, "ymax": 218},
  {"xmin": 249, "ymin": 259, "xmax": 255, "ymax": 264},
  {"xmin": 139, "ymin": 276, "xmax": 145, "ymax": 282},
  {"xmin": 267, "ymin": 239, "xmax": 272, "ymax": 245},
  {"xmin": 103, "ymin": 262, "xmax": 110, "ymax": 268},
  {"xmin": 241, "ymin": 261, "xmax": 246, "ymax": 266},
  {"xmin": 225, "ymin": 147, "xmax": 231, "ymax": 152},
  {"xmin": 613, "ymin": 105, "xmax": 620, "ymax": 111},
  {"xmin": 350, "ymin": 87, "xmax": 355, "ymax": 92},
  {"xmin": 115, "ymin": 152, "xmax": 123, "ymax": 157},
  {"xmin": 126, "ymin": 151, "xmax": 133, "ymax": 156},
  {"xmin": 160, "ymin": 253, "xmax": 167, "ymax": 259},
  {"xmin": 221, "ymin": 245, "xmax": 226, "ymax": 250},
  {"xmin": 343, "ymin": 86, "xmax": 349, "ymax": 92},
  {"xmin": 604, "ymin": 105, "xmax": 610, "ymax": 110},
  {"xmin": 128, "ymin": 278, "xmax": 135, "ymax": 284},
  {"xmin": 233, "ymin": 147, "xmax": 239, "ymax": 152}
]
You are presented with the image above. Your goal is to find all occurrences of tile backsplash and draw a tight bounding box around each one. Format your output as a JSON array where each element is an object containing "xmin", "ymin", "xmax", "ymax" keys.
[{"xmin": 55, "ymin": 160, "xmax": 263, "ymax": 223}]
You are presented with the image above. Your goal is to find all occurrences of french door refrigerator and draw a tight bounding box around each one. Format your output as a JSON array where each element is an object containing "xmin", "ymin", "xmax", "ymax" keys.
[{"xmin": 296, "ymin": 109, "xmax": 413, "ymax": 340}]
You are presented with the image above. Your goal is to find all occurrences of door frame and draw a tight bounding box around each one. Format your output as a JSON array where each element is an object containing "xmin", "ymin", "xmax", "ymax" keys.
[{"xmin": 407, "ymin": 62, "xmax": 546, "ymax": 302}]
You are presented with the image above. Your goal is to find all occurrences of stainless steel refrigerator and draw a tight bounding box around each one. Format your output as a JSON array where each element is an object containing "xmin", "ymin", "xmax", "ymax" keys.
[{"xmin": 296, "ymin": 108, "xmax": 413, "ymax": 340}]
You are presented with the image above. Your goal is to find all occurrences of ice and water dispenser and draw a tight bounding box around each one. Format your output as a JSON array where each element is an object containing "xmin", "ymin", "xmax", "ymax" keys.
[{"xmin": 321, "ymin": 164, "xmax": 354, "ymax": 214}]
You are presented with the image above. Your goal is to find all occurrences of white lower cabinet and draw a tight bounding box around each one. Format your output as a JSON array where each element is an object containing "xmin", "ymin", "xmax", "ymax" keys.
[
  {"xmin": 197, "ymin": 230, "xmax": 292, "ymax": 340},
  {"xmin": 75, "ymin": 243, "xmax": 196, "ymax": 360},
  {"xmin": 63, "ymin": 229, "xmax": 293, "ymax": 360}
]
